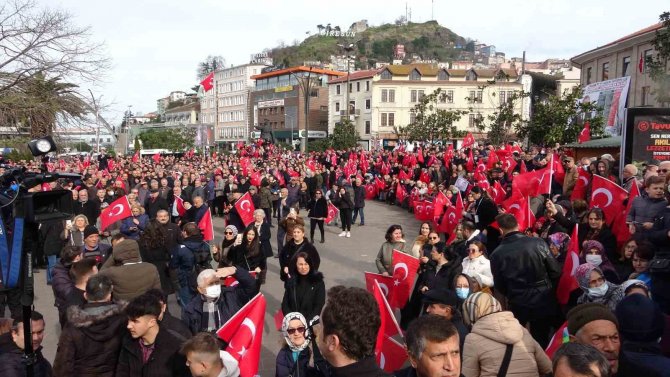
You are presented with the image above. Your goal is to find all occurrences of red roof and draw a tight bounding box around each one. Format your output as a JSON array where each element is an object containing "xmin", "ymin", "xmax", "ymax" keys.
[
  {"xmin": 250, "ymin": 66, "xmax": 346, "ymax": 80},
  {"xmin": 329, "ymin": 69, "xmax": 380, "ymax": 84}
]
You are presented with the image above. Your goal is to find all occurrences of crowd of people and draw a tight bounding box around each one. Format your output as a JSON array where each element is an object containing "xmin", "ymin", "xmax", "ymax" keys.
[{"xmin": 0, "ymin": 138, "xmax": 668, "ymax": 377}]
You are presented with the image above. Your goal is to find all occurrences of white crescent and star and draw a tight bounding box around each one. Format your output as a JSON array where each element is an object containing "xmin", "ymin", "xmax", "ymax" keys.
[
  {"xmin": 239, "ymin": 199, "xmax": 251, "ymax": 212},
  {"xmin": 509, "ymin": 204, "xmax": 521, "ymax": 212},
  {"xmin": 579, "ymin": 176, "xmax": 589, "ymax": 186},
  {"xmin": 109, "ymin": 204, "xmax": 124, "ymax": 217},
  {"xmin": 393, "ymin": 263, "xmax": 408, "ymax": 281},
  {"xmin": 592, "ymin": 188, "xmax": 613, "ymax": 207},
  {"xmin": 378, "ymin": 282, "xmax": 389, "ymax": 297},
  {"xmin": 242, "ymin": 318, "xmax": 256, "ymax": 338}
]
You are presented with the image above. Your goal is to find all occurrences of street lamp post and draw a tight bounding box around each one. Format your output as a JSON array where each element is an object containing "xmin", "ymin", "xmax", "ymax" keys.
[
  {"xmin": 285, "ymin": 113, "xmax": 295, "ymax": 147},
  {"xmin": 290, "ymin": 67, "xmax": 315, "ymax": 153}
]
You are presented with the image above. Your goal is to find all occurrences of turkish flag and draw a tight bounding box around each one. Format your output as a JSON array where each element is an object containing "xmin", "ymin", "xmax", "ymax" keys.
[
  {"xmin": 502, "ymin": 155, "xmax": 517, "ymax": 174},
  {"xmin": 486, "ymin": 150, "xmax": 499, "ymax": 170},
  {"xmin": 444, "ymin": 144, "xmax": 454, "ymax": 165},
  {"xmin": 438, "ymin": 192, "xmax": 463, "ymax": 244},
  {"xmin": 273, "ymin": 170, "xmax": 285, "ymax": 186},
  {"xmin": 364, "ymin": 272, "xmax": 395, "ymax": 303},
  {"xmin": 375, "ymin": 177, "xmax": 386, "ymax": 191},
  {"xmin": 389, "ymin": 250, "xmax": 420, "ymax": 309},
  {"xmin": 371, "ymin": 280, "xmax": 406, "ymax": 372},
  {"xmin": 58, "ymin": 159, "xmax": 66, "ymax": 171},
  {"xmin": 503, "ymin": 194, "xmax": 533, "ymax": 231},
  {"xmin": 365, "ymin": 184, "xmax": 377, "ymax": 200},
  {"xmin": 519, "ymin": 159, "xmax": 527, "ymax": 173},
  {"xmin": 590, "ymin": 175, "xmax": 627, "ymax": 226},
  {"xmin": 223, "ymin": 272, "xmax": 257, "ymax": 287},
  {"xmin": 557, "ymin": 225, "xmax": 580, "ymax": 305},
  {"xmin": 417, "ymin": 147, "xmax": 424, "ymax": 164},
  {"xmin": 100, "ymin": 196, "xmax": 132, "ymax": 231},
  {"xmin": 217, "ymin": 293, "xmax": 265, "ymax": 377},
  {"xmin": 489, "ymin": 180, "xmax": 506, "ymax": 205},
  {"xmin": 198, "ymin": 210, "xmax": 214, "ymax": 241},
  {"xmin": 614, "ymin": 182, "xmax": 640, "ymax": 247},
  {"xmin": 377, "ymin": 334, "xmax": 408, "ymax": 372},
  {"xmin": 370, "ymin": 279, "xmax": 402, "ymax": 339},
  {"xmin": 578, "ymin": 122, "xmax": 591, "ymax": 144},
  {"xmin": 398, "ymin": 170, "xmax": 410, "ymax": 181},
  {"xmin": 433, "ymin": 191, "xmax": 448, "ymax": 220},
  {"xmin": 107, "ymin": 159, "xmax": 116, "ymax": 172},
  {"xmin": 200, "ymin": 72, "xmax": 214, "ymax": 92},
  {"xmin": 250, "ymin": 171, "xmax": 261, "ymax": 187},
  {"xmin": 571, "ymin": 169, "xmax": 591, "ymax": 201},
  {"xmin": 325, "ymin": 202, "xmax": 339, "ymax": 224},
  {"xmin": 551, "ymin": 154, "xmax": 565, "ymax": 186},
  {"xmin": 419, "ymin": 171, "xmax": 431, "ymax": 184},
  {"xmin": 462, "ymin": 132, "xmax": 475, "ymax": 149},
  {"xmin": 174, "ymin": 196, "xmax": 186, "ymax": 217},
  {"xmin": 234, "ymin": 192, "xmax": 256, "ymax": 227},
  {"xmin": 132, "ymin": 151, "xmax": 139, "ymax": 163},
  {"xmin": 395, "ymin": 183, "xmax": 407, "ymax": 204},
  {"xmin": 46, "ymin": 162, "xmax": 55, "ymax": 172},
  {"xmin": 466, "ymin": 149, "xmax": 474, "ymax": 172},
  {"xmin": 512, "ymin": 168, "xmax": 551, "ymax": 198},
  {"xmin": 152, "ymin": 153, "xmax": 161, "ymax": 164},
  {"xmin": 545, "ymin": 322, "xmax": 569, "ymax": 359}
]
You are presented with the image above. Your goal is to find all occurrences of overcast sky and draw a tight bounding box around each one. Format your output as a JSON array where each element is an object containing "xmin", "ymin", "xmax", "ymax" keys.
[{"xmin": 47, "ymin": 0, "xmax": 668, "ymax": 126}]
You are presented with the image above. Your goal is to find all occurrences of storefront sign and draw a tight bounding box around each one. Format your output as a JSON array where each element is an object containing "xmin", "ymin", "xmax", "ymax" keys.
[
  {"xmin": 258, "ymin": 99, "xmax": 284, "ymax": 108},
  {"xmin": 274, "ymin": 85, "xmax": 293, "ymax": 93},
  {"xmin": 623, "ymin": 108, "xmax": 670, "ymax": 165}
]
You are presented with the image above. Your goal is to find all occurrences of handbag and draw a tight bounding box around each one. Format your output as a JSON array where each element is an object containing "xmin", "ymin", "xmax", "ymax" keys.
[{"xmin": 497, "ymin": 344, "xmax": 514, "ymax": 377}]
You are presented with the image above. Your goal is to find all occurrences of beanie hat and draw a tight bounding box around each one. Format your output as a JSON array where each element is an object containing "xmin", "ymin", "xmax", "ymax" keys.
[
  {"xmin": 84, "ymin": 225, "xmax": 99, "ymax": 239},
  {"xmin": 567, "ymin": 303, "xmax": 618, "ymax": 335},
  {"xmin": 616, "ymin": 294, "xmax": 664, "ymax": 342}
]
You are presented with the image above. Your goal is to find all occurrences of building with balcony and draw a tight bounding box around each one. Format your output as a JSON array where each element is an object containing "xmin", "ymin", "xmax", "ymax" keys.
[
  {"xmin": 369, "ymin": 64, "xmax": 525, "ymax": 145},
  {"xmin": 200, "ymin": 63, "xmax": 269, "ymax": 148},
  {"xmin": 250, "ymin": 66, "xmax": 345, "ymax": 146},
  {"xmin": 328, "ymin": 70, "xmax": 379, "ymax": 149},
  {"xmin": 571, "ymin": 23, "xmax": 667, "ymax": 107}
]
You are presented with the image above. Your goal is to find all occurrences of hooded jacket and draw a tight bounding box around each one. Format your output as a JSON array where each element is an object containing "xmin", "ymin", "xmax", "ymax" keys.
[
  {"xmin": 99, "ymin": 239, "xmax": 161, "ymax": 301},
  {"xmin": 53, "ymin": 301, "xmax": 128, "ymax": 377},
  {"xmin": 462, "ymin": 311, "xmax": 552, "ymax": 377}
]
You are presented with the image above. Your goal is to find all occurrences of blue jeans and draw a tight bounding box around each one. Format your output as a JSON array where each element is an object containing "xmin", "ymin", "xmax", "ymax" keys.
[
  {"xmin": 46, "ymin": 255, "xmax": 57, "ymax": 284},
  {"xmin": 352, "ymin": 207, "xmax": 365, "ymax": 225}
]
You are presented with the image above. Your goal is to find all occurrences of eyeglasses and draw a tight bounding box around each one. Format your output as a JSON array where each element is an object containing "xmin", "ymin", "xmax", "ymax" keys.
[
  {"xmin": 287, "ymin": 326, "xmax": 306, "ymax": 335},
  {"xmin": 225, "ymin": 231, "xmax": 234, "ymax": 235},
  {"xmin": 429, "ymin": 236, "xmax": 439, "ymax": 240},
  {"xmin": 661, "ymin": 169, "xmax": 670, "ymax": 173}
]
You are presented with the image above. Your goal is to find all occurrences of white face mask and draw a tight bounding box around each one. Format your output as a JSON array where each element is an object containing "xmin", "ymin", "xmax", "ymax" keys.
[
  {"xmin": 585, "ymin": 254, "xmax": 603, "ymax": 267},
  {"xmin": 205, "ymin": 284, "xmax": 221, "ymax": 299},
  {"xmin": 588, "ymin": 283, "xmax": 608, "ymax": 298}
]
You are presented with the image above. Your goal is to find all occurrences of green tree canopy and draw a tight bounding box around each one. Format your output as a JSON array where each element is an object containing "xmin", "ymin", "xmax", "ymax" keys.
[
  {"xmin": 518, "ymin": 86, "xmax": 604, "ymax": 146},
  {"xmin": 330, "ymin": 119, "xmax": 359, "ymax": 150},
  {"xmin": 138, "ymin": 128, "xmax": 196, "ymax": 151},
  {"xmin": 397, "ymin": 88, "xmax": 467, "ymax": 142},
  {"xmin": 648, "ymin": 11, "xmax": 670, "ymax": 105}
]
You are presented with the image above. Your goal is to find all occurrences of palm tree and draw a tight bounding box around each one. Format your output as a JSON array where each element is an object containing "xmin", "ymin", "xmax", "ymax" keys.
[{"xmin": 0, "ymin": 73, "xmax": 88, "ymax": 137}]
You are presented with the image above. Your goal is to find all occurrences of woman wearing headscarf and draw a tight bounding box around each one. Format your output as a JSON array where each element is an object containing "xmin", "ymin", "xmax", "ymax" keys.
[
  {"xmin": 575, "ymin": 263, "xmax": 624, "ymax": 312},
  {"xmin": 461, "ymin": 292, "xmax": 552, "ymax": 377},
  {"xmin": 581, "ymin": 240, "xmax": 620, "ymax": 284},
  {"xmin": 275, "ymin": 312, "xmax": 327, "ymax": 377},
  {"xmin": 547, "ymin": 232, "xmax": 570, "ymax": 266},
  {"xmin": 213, "ymin": 225, "xmax": 238, "ymax": 268}
]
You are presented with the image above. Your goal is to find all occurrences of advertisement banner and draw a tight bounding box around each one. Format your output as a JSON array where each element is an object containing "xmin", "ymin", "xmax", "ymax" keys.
[
  {"xmin": 580, "ymin": 76, "xmax": 631, "ymax": 136},
  {"xmin": 623, "ymin": 108, "xmax": 670, "ymax": 166}
]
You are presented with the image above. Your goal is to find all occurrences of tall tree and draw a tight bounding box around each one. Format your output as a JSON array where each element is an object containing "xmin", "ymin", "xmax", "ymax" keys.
[
  {"xmin": 517, "ymin": 86, "xmax": 604, "ymax": 146},
  {"xmin": 648, "ymin": 11, "xmax": 670, "ymax": 105},
  {"xmin": 196, "ymin": 55, "xmax": 226, "ymax": 80},
  {"xmin": 330, "ymin": 119, "xmax": 359, "ymax": 150},
  {"xmin": 480, "ymin": 90, "xmax": 529, "ymax": 146},
  {"xmin": 138, "ymin": 128, "xmax": 196, "ymax": 151},
  {"xmin": 397, "ymin": 88, "xmax": 467, "ymax": 142},
  {"xmin": 0, "ymin": 0, "xmax": 109, "ymax": 95}
]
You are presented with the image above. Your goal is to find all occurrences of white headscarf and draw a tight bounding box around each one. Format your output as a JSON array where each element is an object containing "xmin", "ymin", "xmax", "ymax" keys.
[{"xmin": 281, "ymin": 312, "xmax": 311, "ymax": 352}]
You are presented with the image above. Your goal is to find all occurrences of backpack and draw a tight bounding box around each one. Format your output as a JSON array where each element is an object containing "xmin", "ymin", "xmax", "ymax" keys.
[{"xmin": 184, "ymin": 242, "xmax": 212, "ymax": 289}]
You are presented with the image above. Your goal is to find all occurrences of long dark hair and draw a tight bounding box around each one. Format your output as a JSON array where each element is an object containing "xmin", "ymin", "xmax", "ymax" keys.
[
  {"xmin": 242, "ymin": 226, "xmax": 260, "ymax": 258},
  {"xmin": 139, "ymin": 220, "xmax": 166, "ymax": 250},
  {"xmin": 288, "ymin": 251, "xmax": 316, "ymax": 278}
]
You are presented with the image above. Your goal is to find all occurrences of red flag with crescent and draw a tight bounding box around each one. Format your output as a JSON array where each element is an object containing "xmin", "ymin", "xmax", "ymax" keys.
[
  {"xmin": 198, "ymin": 210, "xmax": 214, "ymax": 242},
  {"xmin": 234, "ymin": 192, "xmax": 256, "ymax": 227},
  {"xmin": 152, "ymin": 153, "xmax": 161, "ymax": 164},
  {"xmin": 388, "ymin": 250, "xmax": 420, "ymax": 309},
  {"xmin": 519, "ymin": 159, "xmax": 527, "ymax": 173},
  {"xmin": 364, "ymin": 272, "xmax": 395, "ymax": 305},
  {"xmin": 107, "ymin": 159, "xmax": 116, "ymax": 172},
  {"xmin": 365, "ymin": 184, "xmax": 377, "ymax": 200},
  {"xmin": 174, "ymin": 196, "xmax": 186, "ymax": 217},
  {"xmin": 578, "ymin": 122, "xmax": 591, "ymax": 144},
  {"xmin": 557, "ymin": 225, "xmax": 580, "ymax": 305},
  {"xmin": 273, "ymin": 170, "xmax": 285, "ymax": 186},
  {"xmin": 370, "ymin": 280, "xmax": 406, "ymax": 372},
  {"xmin": 395, "ymin": 183, "xmax": 407, "ymax": 204},
  {"xmin": 325, "ymin": 202, "xmax": 339, "ymax": 224},
  {"xmin": 570, "ymin": 169, "xmax": 591, "ymax": 201},
  {"xmin": 250, "ymin": 171, "xmax": 262, "ymax": 187},
  {"xmin": 590, "ymin": 175, "xmax": 627, "ymax": 226},
  {"xmin": 132, "ymin": 151, "xmax": 139, "ymax": 163},
  {"xmin": 417, "ymin": 147, "xmax": 424, "ymax": 164},
  {"xmin": 217, "ymin": 293, "xmax": 265, "ymax": 377},
  {"xmin": 100, "ymin": 196, "xmax": 132, "ymax": 231},
  {"xmin": 433, "ymin": 191, "xmax": 448, "ymax": 220},
  {"xmin": 466, "ymin": 149, "xmax": 474, "ymax": 172},
  {"xmin": 200, "ymin": 72, "xmax": 214, "ymax": 92},
  {"xmin": 462, "ymin": 132, "xmax": 475, "ymax": 149},
  {"xmin": 375, "ymin": 177, "xmax": 386, "ymax": 191}
]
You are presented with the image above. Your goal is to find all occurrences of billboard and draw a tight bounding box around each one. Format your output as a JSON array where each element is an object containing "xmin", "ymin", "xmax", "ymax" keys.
[
  {"xmin": 580, "ymin": 76, "xmax": 631, "ymax": 136},
  {"xmin": 623, "ymin": 108, "xmax": 670, "ymax": 166}
]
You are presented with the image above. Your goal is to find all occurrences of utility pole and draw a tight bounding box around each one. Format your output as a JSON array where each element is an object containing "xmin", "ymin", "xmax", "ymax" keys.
[
  {"xmin": 292, "ymin": 67, "xmax": 315, "ymax": 153},
  {"xmin": 87, "ymin": 89, "xmax": 102, "ymax": 154}
]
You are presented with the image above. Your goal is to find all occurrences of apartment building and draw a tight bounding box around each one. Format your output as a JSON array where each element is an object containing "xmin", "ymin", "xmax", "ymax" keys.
[{"xmin": 328, "ymin": 69, "xmax": 378, "ymax": 149}]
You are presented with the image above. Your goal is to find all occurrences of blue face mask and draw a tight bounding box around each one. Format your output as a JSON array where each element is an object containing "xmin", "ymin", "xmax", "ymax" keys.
[{"xmin": 456, "ymin": 287, "xmax": 470, "ymax": 300}]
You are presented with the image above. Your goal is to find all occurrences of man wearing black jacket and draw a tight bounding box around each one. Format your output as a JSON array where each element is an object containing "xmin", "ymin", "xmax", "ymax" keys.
[
  {"xmin": 144, "ymin": 189, "xmax": 169, "ymax": 220},
  {"xmin": 490, "ymin": 213, "xmax": 561, "ymax": 348},
  {"xmin": 0, "ymin": 311, "xmax": 53, "ymax": 377},
  {"xmin": 75, "ymin": 189, "xmax": 100, "ymax": 225},
  {"xmin": 352, "ymin": 177, "xmax": 366, "ymax": 226}
]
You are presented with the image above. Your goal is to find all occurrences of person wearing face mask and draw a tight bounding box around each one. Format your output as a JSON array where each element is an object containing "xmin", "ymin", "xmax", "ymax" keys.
[
  {"xmin": 181, "ymin": 267, "xmax": 256, "ymax": 335},
  {"xmin": 574, "ymin": 263, "xmax": 624, "ymax": 312},
  {"xmin": 452, "ymin": 274, "xmax": 477, "ymax": 305},
  {"xmin": 581, "ymin": 240, "xmax": 620, "ymax": 284}
]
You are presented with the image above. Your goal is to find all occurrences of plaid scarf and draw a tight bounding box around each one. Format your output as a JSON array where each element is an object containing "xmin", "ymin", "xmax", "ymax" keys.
[{"xmin": 202, "ymin": 296, "xmax": 221, "ymax": 332}]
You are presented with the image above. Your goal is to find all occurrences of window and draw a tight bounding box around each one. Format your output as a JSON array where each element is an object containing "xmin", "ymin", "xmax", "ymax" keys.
[
  {"xmin": 388, "ymin": 113, "xmax": 395, "ymax": 126},
  {"xmin": 446, "ymin": 90, "xmax": 454, "ymax": 103},
  {"xmin": 366, "ymin": 81, "xmax": 370, "ymax": 91},
  {"xmin": 437, "ymin": 70, "xmax": 449, "ymax": 81},
  {"xmin": 411, "ymin": 90, "xmax": 417, "ymax": 103},
  {"xmin": 365, "ymin": 99, "xmax": 371, "ymax": 109},
  {"xmin": 499, "ymin": 91, "xmax": 507, "ymax": 104},
  {"xmin": 365, "ymin": 121, "xmax": 371, "ymax": 134},
  {"xmin": 335, "ymin": 102, "xmax": 340, "ymax": 112},
  {"xmin": 602, "ymin": 62, "xmax": 610, "ymax": 81},
  {"xmin": 388, "ymin": 89, "xmax": 395, "ymax": 102},
  {"xmin": 336, "ymin": 85, "xmax": 341, "ymax": 95},
  {"xmin": 468, "ymin": 113, "xmax": 482, "ymax": 127},
  {"xmin": 381, "ymin": 89, "xmax": 388, "ymax": 102},
  {"xmin": 349, "ymin": 83, "xmax": 353, "ymax": 93},
  {"xmin": 356, "ymin": 82, "xmax": 360, "ymax": 92},
  {"xmin": 381, "ymin": 112, "xmax": 395, "ymax": 127},
  {"xmin": 622, "ymin": 57, "xmax": 631, "ymax": 76},
  {"xmin": 476, "ymin": 91, "xmax": 483, "ymax": 103},
  {"xmin": 469, "ymin": 90, "xmax": 482, "ymax": 103},
  {"xmin": 644, "ymin": 49, "xmax": 654, "ymax": 73},
  {"xmin": 320, "ymin": 106, "xmax": 328, "ymax": 111},
  {"xmin": 642, "ymin": 86, "xmax": 651, "ymax": 106},
  {"xmin": 418, "ymin": 90, "xmax": 425, "ymax": 101},
  {"xmin": 586, "ymin": 67, "xmax": 592, "ymax": 84},
  {"xmin": 310, "ymin": 89, "xmax": 319, "ymax": 97},
  {"xmin": 380, "ymin": 70, "xmax": 392, "ymax": 80},
  {"xmin": 381, "ymin": 113, "xmax": 388, "ymax": 127},
  {"xmin": 469, "ymin": 90, "xmax": 476, "ymax": 103},
  {"xmin": 409, "ymin": 69, "xmax": 421, "ymax": 80}
]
